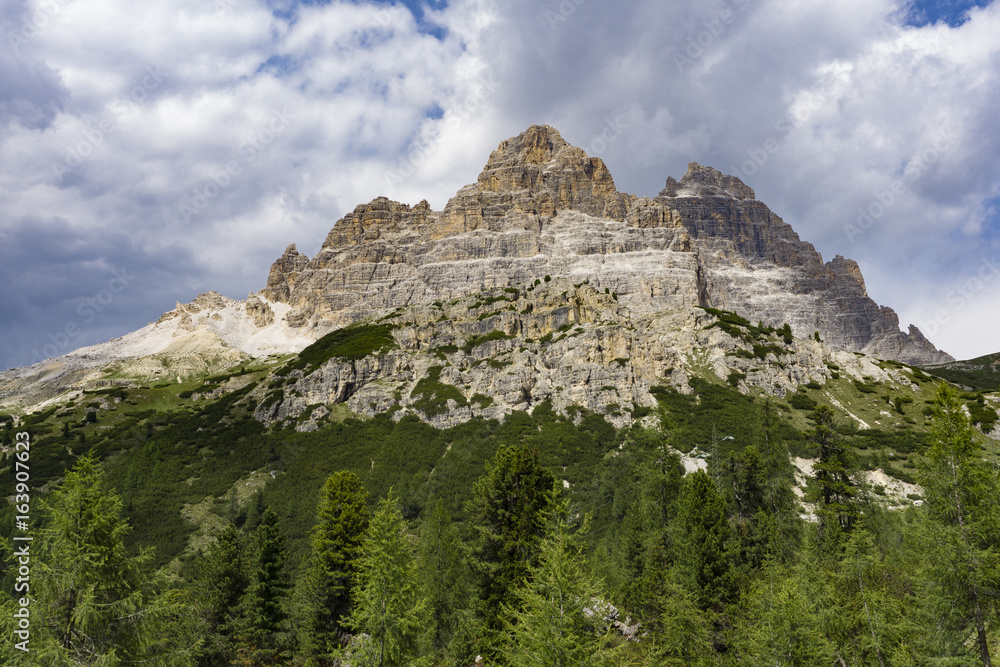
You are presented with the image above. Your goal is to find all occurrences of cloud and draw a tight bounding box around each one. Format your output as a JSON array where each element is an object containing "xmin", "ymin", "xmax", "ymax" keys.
[{"xmin": 0, "ymin": 0, "xmax": 998, "ymax": 370}]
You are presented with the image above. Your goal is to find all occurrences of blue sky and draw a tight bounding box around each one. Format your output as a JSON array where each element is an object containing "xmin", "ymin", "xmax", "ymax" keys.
[
  {"xmin": 1, "ymin": 0, "xmax": 999, "ymax": 370},
  {"xmin": 907, "ymin": 0, "xmax": 993, "ymax": 25}
]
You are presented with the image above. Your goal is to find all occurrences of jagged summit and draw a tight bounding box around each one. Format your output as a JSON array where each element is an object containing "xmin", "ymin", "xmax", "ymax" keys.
[
  {"xmin": 661, "ymin": 162, "xmax": 756, "ymax": 200},
  {"xmin": 257, "ymin": 124, "xmax": 950, "ymax": 366},
  {"xmin": 471, "ymin": 124, "xmax": 628, "ymax": 219},
  {"xmin": 0, "ymin": 124, "xmax": 953, "ymax": 414}
]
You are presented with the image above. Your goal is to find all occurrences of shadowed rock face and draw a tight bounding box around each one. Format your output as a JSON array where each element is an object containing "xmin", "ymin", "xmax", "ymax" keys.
[{"xmin": 260, "ymin": 124, "xmax": 952, "ymax": 365}]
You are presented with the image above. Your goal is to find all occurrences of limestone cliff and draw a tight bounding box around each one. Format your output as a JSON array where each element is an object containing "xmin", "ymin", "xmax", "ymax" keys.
[
  {"xmin": 251, "ymin": 278, "xmax": 921, "ymax": 432},
  {"xmin": 261, "ymin": 124, "xmax": 951, "ymax": 366}
]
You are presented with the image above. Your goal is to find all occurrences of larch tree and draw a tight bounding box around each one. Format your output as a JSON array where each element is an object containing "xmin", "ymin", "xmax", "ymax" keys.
[
  {"xmin": 32, "ymin": 452, "xmax": 196, "ymax": 666},
  {"xmin": 499, "ymin": 495, "xmax": 616, "ymax": 667},
  {"xmin": 920, "ymin": 385, "xmax": 1000, "ymax": 667},
  {"xmin": 339, "ymin": 491, "xmax": 428, "ymax": 667}
]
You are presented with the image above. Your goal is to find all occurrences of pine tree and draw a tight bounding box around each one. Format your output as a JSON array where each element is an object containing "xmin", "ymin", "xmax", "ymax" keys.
[
  {"xmin": 195, "ymin": 524, "xmax": 250, "ymax": 666},
  {"xmin": 233, "ymin": 507, "xmax": 290, "ymax": 666},
  {"xmin": 919, "ymin": 385, "xmax": 1000, "ymax": 667},
  {"xmin": 340, "ymin": 491, "xmax": 429, "ymax": 667},
  {"xmin": 672, "ymin": 469, "xmax": 735, "ymax": 610},
  {"xmin": 807, "ymin": 404, "xmax": 859, "ymax": 554},
  {"xmin": 298, "ymin": 471, "xmax": 370, "ymax": 664},
  {"xmin": 417, "ymin": 496, "xmax": 470, "ymax": 655},
  {"xmin": 32, "ymin": 453, "xmax": 196, "ymax": 666},
  {"xmin": 466, "ymin": 444, "xmax": 554, "ymax": 658},
  {"xmin": 499, "ymin": 496, "xmax": 616, "ymax": 667}
]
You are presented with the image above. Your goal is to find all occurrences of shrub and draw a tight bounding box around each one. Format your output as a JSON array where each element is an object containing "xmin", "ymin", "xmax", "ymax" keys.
[{"xmin": 788, "ymin": 390, "xmax": 817, "ymax": 410}]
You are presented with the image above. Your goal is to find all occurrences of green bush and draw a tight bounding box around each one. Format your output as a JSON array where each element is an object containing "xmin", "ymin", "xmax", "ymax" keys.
[
  {"xmin": 853, "ymin": 380, "xmax": 877, "ymax": 394},
  {"xmin": 462, "ymin": 330, "xmax": 515, "ymax": 354},
  {"xmin": 788, "ymin": 391, "xmax": 817, "ymax": 410}
]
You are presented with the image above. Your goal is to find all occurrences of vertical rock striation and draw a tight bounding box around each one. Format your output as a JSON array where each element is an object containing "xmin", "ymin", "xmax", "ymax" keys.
[{"xmin": 261, "ymin": 125, "xmax": 952, "ymax": 365}]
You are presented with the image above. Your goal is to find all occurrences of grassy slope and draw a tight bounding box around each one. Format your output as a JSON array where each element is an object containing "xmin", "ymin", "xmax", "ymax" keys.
[
  {"xmin": 921, "ymin": 351, "xmax": 1000, "ymax": 392},
  {"xmin": 1, "ymin": 299, "xmax": 997, "ymax": 593}
]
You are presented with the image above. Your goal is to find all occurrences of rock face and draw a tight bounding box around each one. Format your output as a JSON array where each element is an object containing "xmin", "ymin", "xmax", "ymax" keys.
[
  {"xmin": 261, "ymin": 124, "xmax": 951, "ymax": 366},
  {"xmin": 252, "ymin": 278, "xmax": 922, "ymax": 431}
]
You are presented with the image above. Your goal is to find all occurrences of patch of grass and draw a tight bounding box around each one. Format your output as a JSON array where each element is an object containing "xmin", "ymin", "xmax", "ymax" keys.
[
  {"xmin": 281, "ymin": 324, "xmax": 398, "ymax": 374},
  {"xmin": 462, "ymin": 330, "xmax": 515, "ymax": 354},
  {"xmin": 410, "ymin": 366, "xmax": 468, "ymax": 417}
]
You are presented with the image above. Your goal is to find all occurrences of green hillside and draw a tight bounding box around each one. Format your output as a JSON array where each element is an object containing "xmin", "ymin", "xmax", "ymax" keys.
[
  {"xmin": 922, "ymin": 351, "xmax": 1000, "ymax": 392},
  {"xmin": 1, "ymin": 301, "xmax": 998, "ymax": 665}
]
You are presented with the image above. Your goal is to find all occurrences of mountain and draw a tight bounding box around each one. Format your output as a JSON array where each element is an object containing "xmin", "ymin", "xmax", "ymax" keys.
[
  {"xmin": 2, "ymin": 126, "xmax": 998, "ymax": 667},
  {"xmin": 0, "ymin": 124, "xmax": 953, "ymax": 422},
  {"xmin": 262, "ymin": 124, "xmax": 950, "ymax": 365}
]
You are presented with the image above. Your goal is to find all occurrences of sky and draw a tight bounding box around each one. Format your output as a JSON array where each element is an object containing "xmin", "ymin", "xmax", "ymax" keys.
[{"xmin": 0, "ymin": 0, "xmax": 998, "ymax": 371}]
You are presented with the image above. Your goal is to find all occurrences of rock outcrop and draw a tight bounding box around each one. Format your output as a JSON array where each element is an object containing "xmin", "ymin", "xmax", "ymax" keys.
[
  {"xmin": 252, "ymin": 278, "xmax": 917, "ymax": 431},
  {"xmin": 261, "ymin": 124, "xmax": 952, "ymax": 365}
]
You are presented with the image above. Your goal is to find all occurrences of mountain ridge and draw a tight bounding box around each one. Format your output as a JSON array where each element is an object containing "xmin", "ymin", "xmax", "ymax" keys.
[
  {"xmin": 0, "ymin": 124, "xmax": 955, "ymax": 418},
  {"xmin": 262, "ymin": 124, "xmax": 951, "ymax": 366}
]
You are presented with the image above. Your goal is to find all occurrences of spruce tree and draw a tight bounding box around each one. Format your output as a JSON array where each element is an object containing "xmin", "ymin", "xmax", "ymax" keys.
[
  {"xmin": 920, "ymin": 385, "xmax": 1000, "ymax": 667},
  {"xmin": 466, "ymin": 444, "xmax": 554, "ymax": 658},
  {"xmin": 340, "ymin": 491, "xmax": 428, "ymax": 667},
  {"xmin": 233, "ymin": 508, "xmax": 290, "ymax": 666},
  {"xmin": 299, "ymin": 470, "xmax": 370, "ymax": 664},
  {"xmin": 672, "ymin": 469, "xmax": 735, "ymax": 610},
  {"xmin": 195, "ymin": 524, "xmax": 250, "ymax": 666}
]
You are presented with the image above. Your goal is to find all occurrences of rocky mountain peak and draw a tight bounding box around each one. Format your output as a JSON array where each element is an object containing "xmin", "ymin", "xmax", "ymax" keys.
[
  {"xmin": 251, "ymin": 124, "xmax": 952, "ymax": 366},
  {"xmin": 660, "ymin": 162, "xmax": 756, "ymax": 200},
  {"xmin": 470, "ymin": 124, "xmax": 629, "ymax": 220},
  {"xmin": 262, "ymin": 243, "xmax": 310, "ymax": 301}
]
